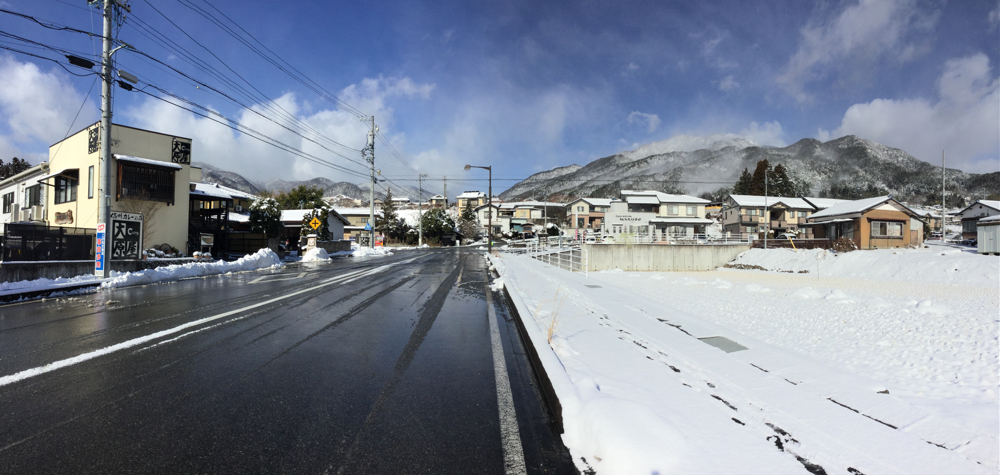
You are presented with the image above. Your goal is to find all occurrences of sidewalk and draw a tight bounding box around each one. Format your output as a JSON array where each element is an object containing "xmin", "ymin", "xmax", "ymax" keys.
[{"xmin": 492, "ymin": 253, "xmax": 995, "ymax": 475}]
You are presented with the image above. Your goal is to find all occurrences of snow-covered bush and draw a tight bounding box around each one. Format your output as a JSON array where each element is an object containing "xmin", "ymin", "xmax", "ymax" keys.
[{"xmin": 249, "ymin": 197, "xmax": 283, "ymax": 238}]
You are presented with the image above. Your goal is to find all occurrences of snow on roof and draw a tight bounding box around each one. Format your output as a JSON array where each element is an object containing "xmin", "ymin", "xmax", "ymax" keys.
[
  {"xmin": 979, "ymin": 215, "xmax": 1000, "ymax": 223},
  {"xmin": 228, "ymin": 213, "xmax": 250, "ymax": 223},
  {"xmin": 429, "ymin": 194, "xmax": 445, "ymax": 199},
  {"xmin": 626, "ymin": 195, "xmax": 660, "ymax": 205},
  {"xmin": 457, "ymin": 191, "xmax": 485, "ymax": 199},
  {"xmin": 802, "ymin": 197, "xmax": 850, "ymax": 210},
  {"xmin": 391, "ymin": 197, "xmax": 410, "ymax": 202},
  {"xmin": 728, "ymin": 194, "xmax": 812, "ymax": 209},
  {"xmin": 581, "ymin": 198, "xmax": 613, "ymax": 207},
  {"xmin": 622, "ymin": 190, "xmax": 709, "ymax": 204},
  {"xmin": 957, "ymin": 199, "xmax": 1000, "ymax": 215},
  {"xmin": 335, "ymin": 207, "xmax": 380, "ymax": 216},
  {"xmin": 810, "ymin": 195, "xmax": 914, "ymax": 220},
  {"xmin": 203, "ymin": 182, "xmax": 256, "ymax": 200},
  {"xmin": 649, "ymin": 217, "xmax": 713, "ymax": 224},
  {"xmin": 115, "ymin": 154, "xmax": 183, "ymax": 170},
  {"xmin": 190, "ymin": 183, "xmax": 232, "ymax": 200}
]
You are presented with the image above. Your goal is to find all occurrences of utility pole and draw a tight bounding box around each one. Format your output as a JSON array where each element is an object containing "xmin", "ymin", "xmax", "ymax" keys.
[
  {"xmin": 361, "ymin": 116, "xmax": 378, "ymax": 248},
  {"xmin": 442, "ymin": 175, "xmax": 447, "ymax": 209},
  {"xmin": 418, "ymin": 173, "xmax": 427, "ymax": 246},
  {"xmin": 941, "ymin": 150, "xmax": 945, "ymax": 237},
  {"xmin": 96, "ymin": 0, "xmax": 130, "ymax": 278},
  {"xmin": 764, "ymin": 175, "xmax": 769, "ymax": 250}
]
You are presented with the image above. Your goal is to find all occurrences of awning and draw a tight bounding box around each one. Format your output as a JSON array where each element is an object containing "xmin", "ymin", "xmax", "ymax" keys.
[
  {"xmin": 116, "ymin": 154, "xmax": 183, "ymax": 170},
  {"xmin": 35, "ymin": 168, "xmax": 79, "ymax": 183}
]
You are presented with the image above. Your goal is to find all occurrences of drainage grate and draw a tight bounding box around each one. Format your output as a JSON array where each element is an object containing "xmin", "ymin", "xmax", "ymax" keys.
[
  {"xmin": 584, "ymin": 285, "xmax": 602, "ymax": 288},
  {"xmin": 698, "ymin": 336, "xmax": 748, "ymax": 353}
]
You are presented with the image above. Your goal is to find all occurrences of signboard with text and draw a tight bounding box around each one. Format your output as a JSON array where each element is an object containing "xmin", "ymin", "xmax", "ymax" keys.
[
  {"xmin": 110, "ymin": 211, "xmax": 143, "ymax": 260},
  {"xmin": 94, "ymin": 223, "xmax": 106, "ymax": 276}
]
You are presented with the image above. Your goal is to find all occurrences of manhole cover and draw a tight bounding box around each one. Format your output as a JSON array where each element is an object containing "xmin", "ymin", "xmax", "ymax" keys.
[
  {"xmin": 585, "ymin": 284, "xmax": 602, "ymax": 288},
  {"xmin": 698, "ymin": 336, "xmax": 748, "ymax": 353}
]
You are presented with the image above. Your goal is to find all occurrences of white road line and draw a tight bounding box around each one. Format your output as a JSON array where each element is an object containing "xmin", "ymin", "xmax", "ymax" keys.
[
  {"xmin": 485, "ymin": 281, "xmax": 527, "ymax": 475},
  {"xmin": 0, "ymin": 264, "xmax": 392, "ymax": 388},
  {"xmin": 249, "ymin": 272, "xmax": 307, "ymax": 284}
]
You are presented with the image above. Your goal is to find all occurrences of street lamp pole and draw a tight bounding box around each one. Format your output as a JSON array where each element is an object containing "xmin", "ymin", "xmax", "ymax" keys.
[{"xmin": 464, "ymin": 164, "xmax": 492, "ymax": 254}]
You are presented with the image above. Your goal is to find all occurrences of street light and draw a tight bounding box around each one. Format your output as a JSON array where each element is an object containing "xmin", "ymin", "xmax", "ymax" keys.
[{"xmin": 464, "ymin": 164, "xmax": 492, "ymax": 254}]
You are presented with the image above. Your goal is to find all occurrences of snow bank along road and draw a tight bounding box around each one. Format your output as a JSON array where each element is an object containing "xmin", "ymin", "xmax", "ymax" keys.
[
  {"xmin": 494, "ymin": 250, "xmax": 997, "ymax": 475},
  {"xmin": 0, "ymin": 249, "xmax": 574, "ymax": 474}
]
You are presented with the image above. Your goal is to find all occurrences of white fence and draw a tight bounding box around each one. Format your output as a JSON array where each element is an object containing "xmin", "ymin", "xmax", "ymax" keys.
[
  {"xmin": 595, "ymin": 233, "xmax": 753, "ymax": 245},
  {"xmin": 504, "ymin": 240, "xmax": 587, "ymax": 274}
]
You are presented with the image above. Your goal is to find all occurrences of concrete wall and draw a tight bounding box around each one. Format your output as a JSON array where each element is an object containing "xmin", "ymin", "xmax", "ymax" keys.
[
  {"xmin": 315, "ymin": 240, "xmax": 351, "ymax": 254},
  {"xmin": 0, "ymin": 259, "xmax": 195, "ymax": 283},
  {"xmin": 584, "ymin": 243, "xmax": 750, "ymax": 272}
]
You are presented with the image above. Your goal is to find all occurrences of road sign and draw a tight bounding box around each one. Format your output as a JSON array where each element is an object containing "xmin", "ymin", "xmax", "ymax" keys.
[
  {"xmin": 309, "ymin": 216, "xmax": 322, "ymax": 230},
  {"xmin": 364, "ymin": 222, "xmax": 372, "ymax": 231}
]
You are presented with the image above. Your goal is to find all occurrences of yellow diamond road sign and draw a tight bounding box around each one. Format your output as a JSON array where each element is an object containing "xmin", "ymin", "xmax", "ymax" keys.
[{"xmin": 309, "ymin": 217, "xmax": 322, "ymax": 230}]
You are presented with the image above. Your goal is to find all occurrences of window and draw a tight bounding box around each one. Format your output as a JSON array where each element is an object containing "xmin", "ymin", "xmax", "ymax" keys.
[
  {"xmin": 748, "ymin": 209, "xmax": 758, "ymax": 216},
  {"xmin": 577, "ymin": 206, "xmax": 584, "ymax": 212},
  {"xmin": 746, "ymin": 226, "xmax": 757, "ymax": 233},
  {"xmin": 23, "ymin": 184, "xmax": 42, "ymax": 207},
  {"xmin": 686, "ymin": 206, "xmax": 697, "ymax": 216},
  {"xmin": 871, "ymin": 220, "xmax": 903, "ymax": 237},
  {"xmin": 2, "ymin": 192, "xmax": 13, "ymax": 213},
  {"xmin": 88, "ymin": 165, "xmax": 94, "ymax": 199},
  {"xmin": 118, "ymin": 163, "xmax": 175, "ymax": 204},
  {"xmin": 667, "ymin": 205, "xmax": 678, "ymax": 215},
  {"xmin": 962, "ymin": 220, "xmax": 977, "ymax": 233},
  {"xmin": 55, "ymin": 170, "xmax": 78, "ymax": 204},
  {"xmin": 800, "ymin": 211, "xmax": 808, "ymax": 218}
]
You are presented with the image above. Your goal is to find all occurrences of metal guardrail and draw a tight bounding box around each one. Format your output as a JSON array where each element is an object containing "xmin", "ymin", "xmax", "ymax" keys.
[{"xmin": 504, "ymin": 241, "xmax": 588, "ymax": 274}]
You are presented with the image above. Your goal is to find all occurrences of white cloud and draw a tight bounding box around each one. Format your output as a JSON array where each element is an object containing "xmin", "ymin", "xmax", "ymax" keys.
[
  {"xmin": 778, "ymin": 0, "xmax": 939, "ymax": 102},
  {"xmin": 0, "ymin": 54, "xmax": 99, "ymax": 162},
  {"xmin": 622, "ymin": 62, "xmax": 640, "ymax": 77},
  {"xmin": 739, "ymin": 121, "xmax": 786, "ymax": 147},
  {"xmin": 627, "ymin": 111, "xmax": 661, "ymax": 133},
  {"xmin": 124, "ymin": 76, "xmax": 434, "ymax": 185},
  {"xmin": 818, "ymin": 54, "xmax": 999, "ymax": 173},
  {"xmin": 990, "ymin": 5, "xmax": 999, "ymax": 28},
  {"xmin": 719, "ymin": 75, "xmax": 739, "ymax": 92}
]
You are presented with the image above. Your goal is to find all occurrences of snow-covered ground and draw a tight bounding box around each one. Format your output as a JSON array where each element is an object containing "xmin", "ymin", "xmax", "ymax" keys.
[{"xmin": 491, "ymin": 246, "xmax": 998, "ymax": 474}]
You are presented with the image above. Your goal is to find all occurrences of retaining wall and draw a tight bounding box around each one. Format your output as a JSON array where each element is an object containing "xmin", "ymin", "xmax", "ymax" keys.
[
  {"xmin": 584, "ymin": 243, "xmax": 750, "ymax": 271},
  {"xmin": 314, "ymin": 240, "xmax": 351, "ymax": 254},
  {"xmin": 0, "ymin": 259, "xmax": 195, "ymax": 283}
]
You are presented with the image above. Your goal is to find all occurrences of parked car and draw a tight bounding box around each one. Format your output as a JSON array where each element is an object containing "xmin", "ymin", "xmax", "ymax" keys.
[
  {"xmin": 776, "ymin": 233, "xmax": 797, "ymax": 240},
  {"xmin": 584, "ymin": 236, "xmax": 597, "ymax": 243}
]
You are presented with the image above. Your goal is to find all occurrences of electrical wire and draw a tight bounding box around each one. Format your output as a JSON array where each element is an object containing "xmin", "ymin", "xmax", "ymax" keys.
[{"xmin": 0, "ymin": 44, "xmax": 101, "ymax": 77}]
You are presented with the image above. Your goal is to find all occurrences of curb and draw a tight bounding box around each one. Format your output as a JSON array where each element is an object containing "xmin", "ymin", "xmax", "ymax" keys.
[
  {"xmin": 0, "ymin": 282, "xmax": 102, "ymax": 304},
  {"xmin": 499, "ymin": 282, "xmax": 564, "ymax": 435}
]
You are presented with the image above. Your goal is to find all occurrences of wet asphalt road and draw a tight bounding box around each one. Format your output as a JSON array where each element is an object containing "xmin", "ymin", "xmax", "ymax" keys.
[{"xmin": 0, "ymin": 248, "xmax": 576, "ymax": 474}]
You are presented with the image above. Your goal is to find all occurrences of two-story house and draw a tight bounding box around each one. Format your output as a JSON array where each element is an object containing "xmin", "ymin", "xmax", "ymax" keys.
[
  {"xmin": 43, "ymin": 122, "xmax": 195, "ymax": 254},
  {"xmin": 603, "ymin": 191, "xmax": 711, "ymax": 239},
  {"xmin": 722, "ymin": 195, "xmax": 818, "ymax": 237},
  {"xmin": 566, "ymin": 198, "xmax": 611, "ymax": 235},
  {"xmin": 456, "ymin": 191, "xmax": 487, "ymax": 209},
  {"xmin": 0, "ymin": 162, "xmax": 49, "ymax": 227}
]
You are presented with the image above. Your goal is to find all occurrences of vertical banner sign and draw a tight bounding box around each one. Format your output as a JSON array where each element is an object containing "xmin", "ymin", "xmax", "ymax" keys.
[
  {"xmin": 110, "ymin": 211, "xmax": 144, "ymax": 260},
  {"xmin": 94, "ymin": 223, "xmax": 106, "ymax": 276}
]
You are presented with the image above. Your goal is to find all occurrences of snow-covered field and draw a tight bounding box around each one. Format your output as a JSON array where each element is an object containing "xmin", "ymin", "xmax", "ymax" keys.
[{"xmin": 492, "ymin": 246, "xmax": 998, "ymax": 474}]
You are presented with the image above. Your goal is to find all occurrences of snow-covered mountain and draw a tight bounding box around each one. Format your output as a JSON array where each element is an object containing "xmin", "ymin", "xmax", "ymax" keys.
[
  {"xmin": 499, "ymin": 135, "xmax": 999, "ymax": 204},
  {"xmin": 193, "ymin": 162, "xmax": 262, "ymax": 195}
]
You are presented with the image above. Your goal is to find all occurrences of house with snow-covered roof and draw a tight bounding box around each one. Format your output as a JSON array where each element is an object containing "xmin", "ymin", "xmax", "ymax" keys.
[
  {"xmin": 722, "ymin": 194, "xmax": 817, "ymax": 238},
  {"xmin": 807, "ymin": 196, "xmax": 924, "ymax": 249},
  {"xmin": 956, "ymin": 200, "xmax": 1000, "ymax": 240},
  {"xmin": 566, "ymin": 197, "xmax": 612, "ymax": 234},
  {"xmin": 335, "ymin": 208, "xmax": 380, "ymax": 241},
  {"xmin": 603, "ymin": 191, "xmax": 711, "ymax": 239},
  {"xmin": 456, "ymin": 191, "xmax": 486, "ymax": 209}
]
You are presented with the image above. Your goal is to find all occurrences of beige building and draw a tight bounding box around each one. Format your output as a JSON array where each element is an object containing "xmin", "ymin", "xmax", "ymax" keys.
[
  {"xmin": 456, "ymin": 191, "xmax": 487, "ymax": 209},
  {"xmin": 44, "ymin": 122, "xmax": 195, "ymax": 253}
]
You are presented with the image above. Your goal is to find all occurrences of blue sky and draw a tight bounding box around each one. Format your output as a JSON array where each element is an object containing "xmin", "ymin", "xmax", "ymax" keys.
[{"xmin": 1, "ymin": 0, "xmax": 997, "ymax": 195}]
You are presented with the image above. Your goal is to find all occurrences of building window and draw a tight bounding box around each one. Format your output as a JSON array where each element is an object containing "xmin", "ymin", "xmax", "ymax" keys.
[
  {"xmin": 686, "ymin": 206, "xmax": 697, "ymax": 216},
  {"xmin": 23, "ymin": 184, "xmax": 42, "ymax": 207},
  {"xmin": 871, "ymin": 220, "xmax": 903, "ymax": 237},
  {"xmin": 962, "ymin": 220, "xmax": 977, "ymax": 233},
  {"xmin": 88, "ymin": 165, "xmax": 94, "ymax": 199},
  {"xmin": 748, "ymin": 209, "xmax": 758, "ymax": 216},
  {"xmin": 118, "ymin": 163, "xmax": 175, "ymax": 204},
  {"xmin": 577, "ymin": 206, "xmax": 584, "ymax": 212},
  {"xmin": 667, "ymin": 205, "xmax": 678, "ymax": 215},
  {"xmin": 55, "ymin": 170, "xmax": 78, "ymax": 204},
  {"xmin": 746, "ymin": 226, "xmax": 756, "ymax": 233},
  {"xmin": 2, "ymin": 192, "xmax": 13, "ymax": 213}
]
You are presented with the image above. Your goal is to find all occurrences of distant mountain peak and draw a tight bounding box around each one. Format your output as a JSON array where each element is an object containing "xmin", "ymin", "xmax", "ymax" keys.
[{"xmin": 621, "ymin": 134, "xmax": 758, "ymax": 162}]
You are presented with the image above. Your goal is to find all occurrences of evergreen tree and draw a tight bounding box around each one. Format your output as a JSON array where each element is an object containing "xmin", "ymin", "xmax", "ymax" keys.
[
  {"xmin": 249, "ymin": 197, "xmax": 283, "ymax": 238},
  {"xmin": 733, "ymin": 169, "xmax": 752, "ymax": 194},
  {"xmin": 457, "ymin": 200, "xmax": 479, "ymax": 240},
  {"xmin": 768, "ymin": 164, "xmax": 796, "ymax": 197},
  {"xmin": 420, "ymin": 208, "xmax": 457, "ymax": 240},
  {"xmin": 274, "ymin": 185, "xmax": 325, "ymax": 210},
  {"xmin": 748, "ymin": 159, "xmax": 770, "ymax": 195},
  {"xmin": 0, "ymin": 157, "xmax": 30, "ymax": 179},
  {"xmin": 376, "ymin": 188, "xmax": 400, "ymax": 240},
  {"xmin": 300, "ymin": 206, "xmax": 332, "ymax": 240}
]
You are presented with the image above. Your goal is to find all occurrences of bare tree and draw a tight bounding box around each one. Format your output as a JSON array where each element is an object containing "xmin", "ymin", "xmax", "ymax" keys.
[{"xmin": 117, "ymin": 189, "xmax": 161, "ymax": 246}]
